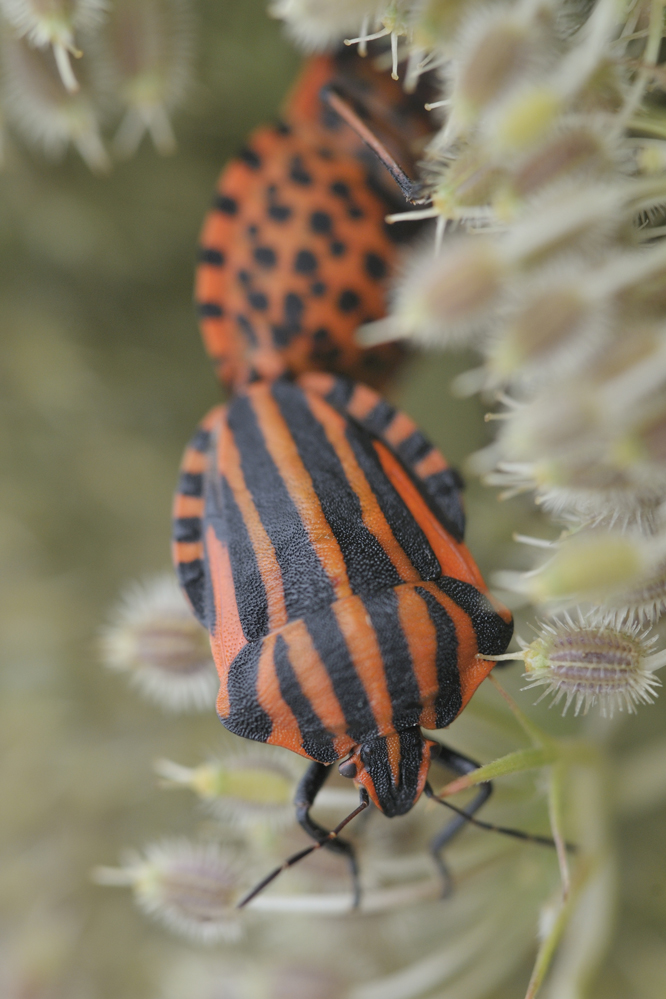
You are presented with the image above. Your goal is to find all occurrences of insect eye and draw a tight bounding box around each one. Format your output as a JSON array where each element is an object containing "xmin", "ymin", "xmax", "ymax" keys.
[{"xmin": 338, "ymin": 760, "xmax": 357, "ymax": 779}]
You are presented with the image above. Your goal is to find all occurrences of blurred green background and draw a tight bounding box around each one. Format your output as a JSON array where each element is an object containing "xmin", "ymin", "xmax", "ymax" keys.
[{"xmin": 2, "ymin": 1, "xmax": 666, "ymax": 997}]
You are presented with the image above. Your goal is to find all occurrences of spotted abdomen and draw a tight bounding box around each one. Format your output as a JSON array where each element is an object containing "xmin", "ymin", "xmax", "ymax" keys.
[{"xmin": 195, "ymin": 53, "xmax": 434, "ymax": 391}]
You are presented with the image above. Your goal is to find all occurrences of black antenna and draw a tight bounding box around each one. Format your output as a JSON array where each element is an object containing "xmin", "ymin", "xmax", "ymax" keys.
[
  {"xmin": 321, "ymin": 86, "xmax": 428, "ymax": 205},
  {"xmin": 237, "ymin": 793, "xmax": 370, "ymax": 909},
  {"xmin": 424, "ymin": 784, "xmax": 577, "ymax": 853}
]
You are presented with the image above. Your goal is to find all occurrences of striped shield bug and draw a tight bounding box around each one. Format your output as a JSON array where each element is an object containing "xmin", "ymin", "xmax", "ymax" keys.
[
  {"xmin": 171, "ymin": 47, "xmax": 563, "ymax": 906},
  {"xmin": 173, "ymin": 372, "xmax": 517, "ymax": 903}
]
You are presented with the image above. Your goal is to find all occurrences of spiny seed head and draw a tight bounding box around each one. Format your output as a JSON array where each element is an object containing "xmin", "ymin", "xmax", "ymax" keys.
[
  {"xmin": 502, "ymin": 530, "xmax": 651, "ymax": 605},
  {"xmin": 484, "ymin": 272, "xmax": 608, "ymax": 388},
  {"xmin": 0, "ymin": 0, "xmax": 107, "ymax": 42},
  {"xmin": 2, "ymin": 33, "xmax": 110, "ymax": 169},
  {"xmin": 614, "ymin": 397, "xmax": 666, "ymax": 473},
  {"xmin": 92, "ymin": 0, "xmax": 194, "ymax": 157},
  {"xmin": 429, "ymin": 146, "xmax": 506, "ymax": 215},
  {"xmin": 506, "ymin": 124, "xmax": 614, "ymax": 203},
  {"xmin": 501, "ymin": 182, "xmax": 625, "ymax": 265},
  {"xmin": 94, "ymin": 840, "xmax": 241, "ymax": 942},
  {"xmin": 269, "ymin": 0, "xmax": 383, "ymax": 51},
  {"xmin": 600, "ymin": 556, "xmax": 666, "ymax": 627},
  {"xmin": 484, "ymin": 84, "xmax": 563, "ymax": 158},
  {"xmin": 498, "ymin": 387, "xmax": 602, "ymax": 465},
  {"xmin": 0, "ymin": 0, "xmax": 108, "ymax": 91},
  {"xmin": 392, "ymin": 236, "xmax": 506, "ymax": 346},
  {"xmin": 521, "ymin": 616, "xmax": 664, "ymax": 716},
  {"xmin": 618, "ymin": 268, "xmax": 666, "ymax": 321},
  {"xmin": 491, "ymin": 367, "xmax": 666, "ymax": 516},
  {"xmin": 451, "ymin": 5, "xmax": 556, "ymax": 128},
  {"xmin": 534, "ymin": 471, "xmax": 662, "ymax": 523},
  {"xmin": 455, "ymin": 20, "xmax": 531, "ymax": 121},
  {"xmin": 155, "ymin": 750, "xmax": 298, "ymax": 828},
  {"xmin": 100, "ymin": 574, "xmax": 218, "ymax": 713}
]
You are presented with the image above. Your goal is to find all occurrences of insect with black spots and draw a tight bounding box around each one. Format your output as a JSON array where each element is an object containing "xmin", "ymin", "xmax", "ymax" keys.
[{"xmin": 173, "ymin": 48, "xmax": 561, "ymax": 907}]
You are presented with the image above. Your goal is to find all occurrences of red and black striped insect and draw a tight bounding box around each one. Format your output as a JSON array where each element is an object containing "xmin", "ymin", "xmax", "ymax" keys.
[{"xmin": 173, "ymin": 50, "xmax": 533, "ymax": 906}]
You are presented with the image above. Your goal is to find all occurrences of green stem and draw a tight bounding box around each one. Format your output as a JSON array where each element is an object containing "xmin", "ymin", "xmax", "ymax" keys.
[
  {"xmin": 439, "ymin": 746, "xmax": 558, "ymax": 795},
  {"xmin": 548, "ymin": 761, "xmax": 571, "ymax": 899},
  {"xmin": 523, "ymin": 858, "xmax": 595, "ymax": 999},
  {"xmin": 628, "ymin": 111, "xmax": 666, "ymax": 139},
  {"xmin": 488, "ymin": 673, "xmax": 557, "ymax": 748}
]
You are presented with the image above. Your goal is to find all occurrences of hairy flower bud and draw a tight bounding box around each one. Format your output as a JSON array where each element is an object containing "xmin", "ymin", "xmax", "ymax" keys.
[
  {"xmin": 602, "ymin": 556, "xmax": 666, "ymax": 626},
  {"xmin": 270, "ymin": 0, "xmax": 384, "ymax": 52},
  {"xmin": 2, "ymin": 33, "xmax": 109, "ymax": 169},
  {"xmin": 496, "ymin": 528, "xmax": 666, "ymax": 607},
  {"xmin": 100, "ymin": 574, "xmax": 218, "ymax": 712},
  {"xmin": 93, "ymin": 0, "xmax": 193, "ymax": 156},
  {"xmin": 0, "ymin": 0, "xmax": 107, "ymax": 91},
  {"xmin": 486, "ymin": 84, "xmax": 564, "ymax": 157},
  {"xmin": 363, "ymin": 236, "xmax": 506, "ymax": 348},
  {"xmin": 507, "ymin": 125, "xmax": 614, "ymax": 203},
  {"xmin": 451, "ymin": 6, "xmax": 554, "ymax": 129},
  {"xmin": 485, "ymin": 271, "xmax": 608, "ymax": 388},
  {"xmin": 513, "ymin": 616, "xmax": 665, "ymax": 716},
  {"xmin": 155, "ymin": 751, "xmax": 299, "ymax": 828},
  {"xmin": 430, "ymin": 146, "xmax": 506, "ymax": 218},
  {"xmin": 93, "ymin": 840, "xmax": 242, "ymax": 942}
]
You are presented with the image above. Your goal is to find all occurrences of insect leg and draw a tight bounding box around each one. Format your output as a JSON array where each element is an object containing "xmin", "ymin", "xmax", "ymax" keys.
[
  {"xmin": 295, "ymin": 761, "xmax": 367, "ymax": 908},
  {"xmin": 425, "ymin": 744, "xmax": 491, "ymax": 896},
  {"xmin": 425, "ymin": 743, "xmax": 576, "ymax": 896}
]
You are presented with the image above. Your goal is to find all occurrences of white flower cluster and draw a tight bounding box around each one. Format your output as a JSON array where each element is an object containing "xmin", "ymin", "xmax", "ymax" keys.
[
  {"xmin": 276, "ymin": 0, "xmax": 666, "ymax": 718},
  {"xmin": 0, "ymin": 0, "xmax": 193, "ymax": 169}
]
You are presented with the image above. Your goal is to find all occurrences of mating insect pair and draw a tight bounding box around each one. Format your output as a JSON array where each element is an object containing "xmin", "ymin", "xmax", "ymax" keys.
[{"xmin": 172, "ymin": 48, "xmax": 555, "ymax": 906}]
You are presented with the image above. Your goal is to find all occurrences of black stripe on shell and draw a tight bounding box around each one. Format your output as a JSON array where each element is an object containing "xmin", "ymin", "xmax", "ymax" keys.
[
  {"xmin": 362, "ymin": 399, "xmax": 396, "ymax": 436},
  {"xmin": 324, "ymin": 376, "xmax": 355, "ymax": 410},
  {"xmin": 422, "ymin": 470, "xmax": 466, "ymax": 542},
  {"xmin": 396, "ymin": 431, "xmax": 433, "ymax": 466},
  {"xmin": 173, "ymin": 517, "xmax": 201, "ymax": 543},
  {"xmin": 363, "ymin": 589, "xmax": 423, "ymax": 729},
  {"xmin": 178, "ymin": 472, "xmax": 203, "ymax": 497},
  {"xmin": 198, "ymin": 247, "xmax": 225, "ymax": 266},
  {"xmin": 272, "ymin": 379, "xmax": 404, "ymax": 594},
  {"xmin": 226, "ymin": 393, "xmax": 335, "ymax": 621},
  {"xmin": 197, "ymin": 302, "xmax": 224, "ymax": 318},
  {"xmin": 435, "ymin": 577, "xmax": 513, "ymax": 657},
  {"xmin": 415, "ymin": 587, "xmax": 462, "ymax": 729},
  {"xmin": 176, "ymin": 558, "xmax": 206, "ymax": 626},
  {"xmin": 274, "ymin": 635, "xmax": 338, "ymax": 763},
  {"xmin": 345, "ymin": 427, "xmax": 441, "ymax": 582},
  {"xmin": 223, "ymin": 641, "xmax": 273, "ymax": 743},
  {"xmin": 305, "ymin": 604, "xmax": 377, "ymax": 743},
  {"xmin": 219, "ymin": 477, "xmax": 270, "ymax": 644}
]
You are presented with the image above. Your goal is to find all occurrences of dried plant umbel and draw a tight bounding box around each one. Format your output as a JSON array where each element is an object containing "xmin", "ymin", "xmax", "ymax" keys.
[{"xmin": 334, "ymin": 0, "xmax": 666, "ymax": 724}]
